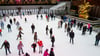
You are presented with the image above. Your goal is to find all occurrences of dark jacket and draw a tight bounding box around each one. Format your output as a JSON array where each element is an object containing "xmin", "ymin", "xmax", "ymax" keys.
[
  {"xmin": 51, "ymin": 36, "xmax": 55, "ymax": 43},
  {"xmin": 50, "ymin": 50, "xmax": 55, "ymax": 56},
  {"xmin": 50, "ymin": 29, "xmax": 52, "ymax": 34},
  {"xmin": 67, "ymin": 27, "xmax": 70, "ymax": 32},
  {"xmin": 90, "ymin": 26, "xmax": 93, "ymax": 32},
  {"xmin": 83, "ymin": 26, "xmax": 87, "ymax": 32},
  {"xmin": 69, "ymin": 31, "xmax": 74, "ymax": 38},
  {"xmin": 31, "ymin": 43, "xmax": 36, "ymax": 48},
  {"xmin": 31, "ymin": 24, "xmax": 35, "ymax": 30},
  {"xmin": 7, "ymin": 24, "xmax": 11, "ymax": 28},
  {"xmin": 96, "ymin": 33, "xmax": 100, "ymax": 41},
  {"xmin": 1, "ymin": 41, "xmax": 10, "ymax": 48}
]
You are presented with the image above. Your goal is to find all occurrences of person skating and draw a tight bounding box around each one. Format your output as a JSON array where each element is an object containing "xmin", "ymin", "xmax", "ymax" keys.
[
  {"xmin": 46, "ymin": 25, "xmax": 49, "ymax": 35},
  {"xmin": 0, "ymin": 21, "xmax": 4, "ymax": 29},
  {"xmin": 17, "ymin": 41, "xmax": 24, "ymax": 55},
  {"xmin": 79, "ymin": 22, "xmax": 83, "ymax": 30},
  {"xmin": 58, "ymin": 21, "xmax": 61, "ymax": 28},
  {"xmin": 31, "ymin": 23, "xmax": 35, "ymax": 33},
  {"xmin": 31, "ymin": 42, "xmax": 37, "ymax": 53},
  {"xmin": 40, "ymin": 14, "xmax": 43, "ymax": 19},
  {"xmin": 7, "ymin": 24, "xmax": 12, "ymax": 32},
  {"xmin": 25, "ymin": 18, "xmax": 27, "ymax": 22},
  {"xmin": 51, "ymin": 35, "xmax": 55, "ymax": 47},
  {"xmin": 60, "ymin": 20, "xmax": 63, "ymax": 28},
  {"xmin": 69, "ymin": 30, "xmax": 75, "ymax": 44},
  {"xmin": 9, "ymin": 19, "xmax": 12, "ymax": 24},
  {"xmin": 16, "ymin": 21, "xmax": 20, "ymax": 28},
  {"xmin": 82, "ymin": 25, "xmax": 87, "ymax": 35},
  {"xmin": 37, "ymin": 14, "xmax": 38, "ymax": 19},
  {"xmin": 87, "ymin": 23, "xmax": 90, "ymax": 31},
  {"xmin": 64, "ymin": 23, "xmax": 67, "ymax": 32},
  {"xmin": 73, "ymin": 18, "xmax": 76, "ymax": 27},
  {"xmin": 0, "ymin": 40, "xmax": 11, "ymax": 55},
  {"xmin": 49, "ymin": 48, "xmax": 55, "ymax": 56},
  {"xmin": 13, "ymin": 18, "xmax": 16, "ymax": 24},
  {"xmin": 16, "ymin": 31, "xmax": 24, "ymax": 40},
  {"xmin": 77, "ymin": 22, "xmax": 80, "ymax": 29},
  {"xmin": 43, "ymin": 49, "xmax": 49, "ymax": 56},
  {"xmin": 67, "ymin": 26, "xmax": 70, "ymax": 36},
  {"xmin": 37, "ymin": 40, "xmax": 43, "ymax": 54},
  {"xmin": 24, "ymin": 52, "xmax": 30, "ymax": 56},
  {"xmin": 0, "ymin": 29, "xmax": 2, "ymax": 36},
  {"xmin": 89, "ymin": 25, "xmax": 93, "ymax": 35},
  {"xmin": 34, "ymin": 32, "xmax": 38, "ymax": 42},
  {"xmin": 49, "ymin": 28, "xmax": 53, "ymax": 38},
  {"xmin": 95, "ymin": 32, "xmax": 100, "ymax": 46}
]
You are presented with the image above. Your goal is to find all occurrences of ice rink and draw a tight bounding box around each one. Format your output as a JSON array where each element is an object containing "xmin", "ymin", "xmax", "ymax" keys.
[{"xmin": 0, "ymin": 14, "xmax": 100, "ymax": 56}]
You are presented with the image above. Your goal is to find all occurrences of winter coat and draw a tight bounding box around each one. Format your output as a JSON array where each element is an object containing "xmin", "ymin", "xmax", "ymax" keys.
[
  {"xmin": 88, "ymin": 23, "xmax": 90, "ymax": 29},
  {"xmin": 65, "ymin": 23, "xmax": 67, "ymax": 29},
  {"xmin": 90, "ymin": 26, "xmax": 92, "ymax": 32},
  {"xmin": 31, "ymin": 43, "xmax": 36, "ymax": 48},
  {"xmin": 7, "ymin": 24, "xmax": 11, "ymax": 29},
  {"xmin": 17, "ymin": 43, "xmax": 23, "ymax": 50},
  {"xmin": 69, "ymin": 31, "xmax": 74, "ymax": 38},
  {"xmin": 1, "ymin": 41, "xmax": 10, "ymax": 48},
  {"xmin": 43, "ymin": 50, "xmax": 49, "ymax": 56},
  {"xmin": 83, "ymin": 26, "xmax": 87, "ymax": 32},
  {"xmin": 96, "ymin": 33, "xmax": 100, "ymax": 41},
  {"xmin": 50, "ymin": 29, "xmax": 52, "ymax": 35},
  {"xmin": 46, "ymin": 26, "xmax": 48, "ymax": 31},
  {"xmin": 1, "ymin": 21, "xmax": 4, "ymax": 27},
  {"xmin": 49, "ymin": 50, "xmax": 55, "ymax": 56},
  {"xmin": 67, "ymin": 27, "xmax": 70, "ymax": 32},
  {"xmin": 37, "ymin": 40, "xmax": 43, "ymax": 47},
  {"xmin": 9, "ymin": 19, "xmax": 12, "ymax": 24},
  {"xmin": 31, "ymin": 24, "xmax": 35, "ymax": 30},
  {"xmin": 0, "ymin": 29, "xmax": 2, "ymax": 32},
  {"xmin": 51, "ymin": 36, "xmax": 55, "ymax": 43},
  {"xmin": 18, "ymin": 31, "xmax": 24, "ymax": 37},
  {"xmin": 34, "ymin": 34, "xmax": 37, "ymax": 41}
]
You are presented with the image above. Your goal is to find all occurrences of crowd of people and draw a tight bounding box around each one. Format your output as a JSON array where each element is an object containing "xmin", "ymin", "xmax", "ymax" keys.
[{"xmin": 0, "ymin": 12, "xmax": 100, "ymax": 56}]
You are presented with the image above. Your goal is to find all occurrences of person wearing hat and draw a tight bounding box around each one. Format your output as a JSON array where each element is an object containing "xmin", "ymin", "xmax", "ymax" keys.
[
  {"xmin": 0, "ymin": 40, "xmax": 11, "ymax": 55},
  {"xmin": 49, "ymin": 48, "xmax": 55, "ymax": 56}
]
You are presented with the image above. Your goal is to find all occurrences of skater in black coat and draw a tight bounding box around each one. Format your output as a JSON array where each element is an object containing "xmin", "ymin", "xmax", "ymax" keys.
[
  {"xmin": 82, "ymin": 25, "xmax": 87, "ymax": 35},
  {"xmin": 49, "ymin": 28, "xmax": 53, "ymax": 38},
  {"xmin": 9, "ymin": 19, "xmax": 12, "ymax": 24},
  {"xmin": 40, "ymin": 14, "xmax": 43, "ymax": 19},
  {"xmin": 95, "ymin": 32, "xmax": 100, "ymax": 46},
  {"xmin": 60, "ymin": 20, "xmax": 63, "ymax": 28},
  {"xmin": 0, "ymin": 40, "xmax": 11, "ymax": 55},
  {"xmin": 77, "ymin": 22, "xmax": 80, "ymax": 28},
  {"xmin": 31, "ymin": 24, "xmax": 35, "ymax": 33},
  {"xmin": 46, "ymin": 25, "xmax": 49, "ymax": 35},
  {"xmin": 69, "ymin": 30, "xmax": 75, "ymax": 44},
  {"xmin": 25, "ymin": 18, "xmax": 27, "ymax": 22},
  {"xmin": 31, "ymin": 42, "xmax": 37, "ymax": 53},
  {"xmin": 49, "ymin": 48, "xmax": 55, "ymax": 56},
  {"xmin": 51, "ymin": 35, "xmax": 55, "ymax": 47},
  {"xmin": 80, "ymin": 22, "xmax": 83, "ymax": 30},
  {"xmin": 67, "ymin": 26, "xmax": 71, "ymax": 36},
  {"xmin": 7, "ymin": 24, "xmax": 12, "ymax": 32},
  {"xmin": 89, "ymin": 25, "xmax": 93, "ymax": 35}
]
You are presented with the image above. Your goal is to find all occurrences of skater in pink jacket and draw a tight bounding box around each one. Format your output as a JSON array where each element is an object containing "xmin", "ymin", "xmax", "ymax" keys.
[
  {"xmin": 17, "ymin": 41, "xmax": 24, "ymax": 55},
  {"xmin": 43, "ymin": 49, "xmax": 49, "ymax": 56}
]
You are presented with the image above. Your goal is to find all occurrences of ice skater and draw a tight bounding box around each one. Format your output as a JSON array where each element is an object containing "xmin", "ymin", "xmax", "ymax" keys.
[
  {"xmin": 49, "ymin": 48, "xmax": 55, "ymax": 56},
  {"xmin": 31, "ymin": 23, "xmax": 35, "ymax": 33},
  {"xmin": 0, "ymin": 40, "xmax": 11, "ymax": 55},
  {"xmin": 51, "ymin": 35, "xmax": 55, "ymax": 47},
  {"xmin": 9, "ymin": 19, "xmax": 12, "ymax": 24},
  {"xmin": 69, "ymin": 30, "xmax": 75, "ymax": 44},
  {"xmin": 34, "ymin": 32, "xmax": 38, "ymax": 42},
  {"xmin": 7, "ymin": 24, "xmax": 12, "ymax": 32},
  {"xmin": 0, "ymin": 21, "xmax": 4, "ymax": 29},
  {"xmin": 13, "ymin": 18, "xmax": 16, "ymax": 24},
  {"xmin": 49, "ymin": 28, "xmax": 53, "ymax": 38},
  {"xmin": 16, "ymin": 31, "xmax": 24, "ymax": 40},
  {"xmin": 37, "ymin": 40, "xmax": 43, "ymax": 54},
  {"xmin": 43, "ymin": 49, "xmax": 49, "ymax": 56},
  {"xmin": 46, "ymin": 25, "xmax": 49, "ymax": 35},
  {"xmin": 16, "ymin": 21, "xmax": 20, "ymax": 28},
  {"xmin": 94, "ymin": 32, "xmax": 100, "ymax": 46},
  {"xmin": 25, "ymin": 18, "xmax": 27, "ymax": 22},
  {"xmin": 17, "ymin": 41, "xmax": 24, "ymax": 55},
  {"xmin": 64, "ymin": 23, "xmax": 67, "ymax": 32},
  {"xmin": 31, "ymin": 42, "xmax": 37, "ymax": 53}
]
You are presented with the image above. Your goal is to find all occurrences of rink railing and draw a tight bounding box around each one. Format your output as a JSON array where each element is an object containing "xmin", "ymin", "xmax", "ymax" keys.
[{"xmin": 0, "ymin": 9, "xmax": 65, "ymax": 16}]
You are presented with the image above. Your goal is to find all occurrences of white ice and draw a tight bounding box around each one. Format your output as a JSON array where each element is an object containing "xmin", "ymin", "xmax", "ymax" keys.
[{"xmin": 0, "ymin": 14, "xmax": 100, "ymax": 56}]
